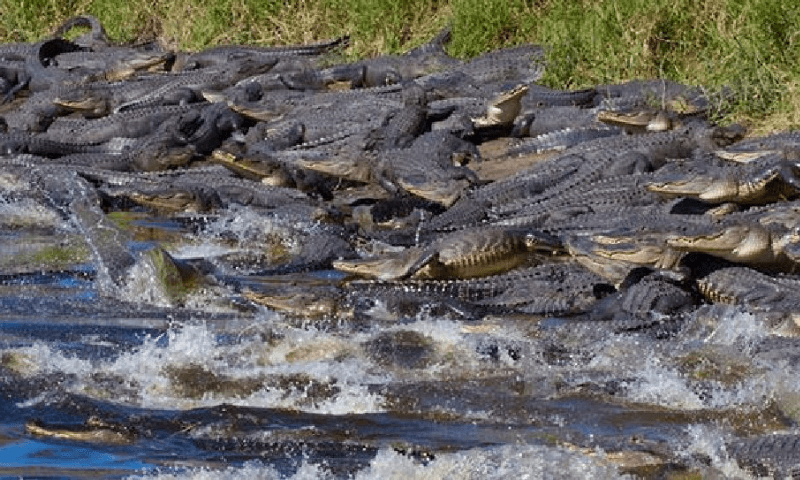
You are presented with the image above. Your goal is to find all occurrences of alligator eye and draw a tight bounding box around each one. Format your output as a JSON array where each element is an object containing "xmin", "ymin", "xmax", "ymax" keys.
[{"xmin": 384, "ymin": 71, "xmax": 401, "ymax": 86}]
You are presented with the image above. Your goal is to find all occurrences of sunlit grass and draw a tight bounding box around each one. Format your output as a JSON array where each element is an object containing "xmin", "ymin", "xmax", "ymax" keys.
[{"xmin": 2, "ymin": 0, "xmax": 800, "ymax": 132}]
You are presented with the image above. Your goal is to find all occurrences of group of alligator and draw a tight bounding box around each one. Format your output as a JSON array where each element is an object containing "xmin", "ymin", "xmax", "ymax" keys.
[{"xmin": 4, "ymin": 15, "xmax": 800, "ymax": 477}]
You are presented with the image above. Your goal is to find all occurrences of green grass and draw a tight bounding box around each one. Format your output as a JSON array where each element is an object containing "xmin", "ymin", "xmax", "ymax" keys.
[{"xmin": 2, "ymin": 0, "xmax": 800, "ymax": 133}]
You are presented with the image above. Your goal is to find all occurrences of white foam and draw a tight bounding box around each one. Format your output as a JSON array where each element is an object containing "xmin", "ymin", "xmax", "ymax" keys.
[
  {"xmin": 678, "ymin": 424, "xmax": 752, "ymax": 478},
  {"xmin": 0, "ymin": 197, "xmax": 64, "ymax": 228},
  {"xmin": 127, "ymin": 444, "xmax": 628, "ymax": 480},
  {"xmin": 358, "ymin": 445, "xmax": 630, "ymax": 480},
  {"xmin": 118, "ymin": 254, "xmax": 173, "ymax": 307},
  {"xmin": 194, "ymin": 205, "xmax": 299, "ymax": 252},
  {"xmin": 703, "ymin": 309, "xmax": 767, "ymax": 347},
  {"xmin": 125, "ymin": 461, "xmax": 286, "ymax": 480}
]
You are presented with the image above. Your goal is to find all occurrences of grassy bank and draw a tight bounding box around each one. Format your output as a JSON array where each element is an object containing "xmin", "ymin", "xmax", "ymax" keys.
[{"xmin": 2, "ymin": 0, "xmax": 799, "ymax": 133}]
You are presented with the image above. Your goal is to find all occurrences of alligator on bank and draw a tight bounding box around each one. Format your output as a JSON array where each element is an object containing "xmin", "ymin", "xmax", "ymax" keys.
[{"xmin": 6, "ymin": 15, "xmax": 800, "ymax": 478}]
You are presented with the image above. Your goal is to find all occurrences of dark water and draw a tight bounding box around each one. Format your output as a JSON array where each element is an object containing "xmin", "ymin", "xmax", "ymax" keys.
[{"xmin": 0, "ymin": 209, "xmax": 797, "ymax": 479}]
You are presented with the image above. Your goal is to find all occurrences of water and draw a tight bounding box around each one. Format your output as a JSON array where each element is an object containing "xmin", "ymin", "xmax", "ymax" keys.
[{"xmin": 1, "ymin": 204, "xmax": 799, "ymax": 479}]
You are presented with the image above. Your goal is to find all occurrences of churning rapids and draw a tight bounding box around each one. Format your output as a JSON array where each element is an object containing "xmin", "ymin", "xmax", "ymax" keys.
[{"xmin": 3, "ymin": 14, "xmax": 800, "ymax": 479}]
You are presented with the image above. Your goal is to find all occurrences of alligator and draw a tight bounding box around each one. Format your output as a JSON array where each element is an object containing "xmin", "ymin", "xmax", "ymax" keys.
[
  {"xmin": 505, "ymin": 125, "xmax": 622, "ymax": 155},
  {"xmin": 490, "ymin": 172, "xmax": 670, "ymax": 228},
  {"xmin": 714, "ymin": 130, "xmax": 800, "ymax": 164},
  {"xmin": 565, "ymin": 231, "xmax": 687, "ymax": 286},
  {"xmin": 245, "ymin": 260, "xmax": 612, "ymax": 320},
  {"xmin": 0, "ymin": 131, "xmax": 135, "ymax": 157},
  {"xmin": 101, "ymin": 182, "xmax": 224, "ymax": 213},
  {"xmin": 365, "ymin": 81, "xmax": 428, "ymax": 150},
  {"xmin": 596, "ymin": 109, "xmax": 677, "ymax": 132},
  {"xmin": 464, "ymin": 126, "xmax": 716, "ymax": 220},
  {"xmin": 114, "ymin": 57, "xmax": 280, "ymax": 112},
  {"xmin": 333, "ymin": 225, "xmax": 562, "ymax": 281},
  {"xmin": 665, "ymin": 219, "xmax": 799, "ymax": 271},
  {"xmin": 457, "ymin": 43, "xmax": 544, "ymax": 87},
  {"xmin": 318, "ymin": 26, "xmax": 458, "ymax": 88},
  {"xmin": 585, "ymin": 268, "xmax": 698, "ymax": 336},
  {"xmin": 725, "ymin": 433, "xmax": 800, "ymax": 479},
  {"xmin": 52, "ymin": 76, "xmax": 200, "ymax": 117},
  {"xmin": 75, "ymin": 163, "xmax": 327, "ymax": 216},
  {"xmin": 42, "ymin": 103, "xmax": 198, "ymax": 144},
  {"xmin": 646, "ymin": 153, "xmax": 800, "ymax": 204},
  {"xmin": 51, "ymin": 57, "xmax": 277, "ymax": 116},
  {"xmin": 593, "ymin": 78, "xmax": 711, "ymax": 115},
  {"xmin": 468, "ymin": 262, "xmax": 613, "ymax": 316},
  {"xmin": 51, "ymin": 15, "xmax": 112, "ymax": 50},
  {"xmin": 51, "ymin": 48, "xmax": 172, "ymax": 82},
  {"xmin": 218, "ymin": 225, "xmax": 356, "ymax": 277},
  {"xmin": 512, "ymin": 106, "xmax": 604, "ymax": 138},
  {"xmin": 372, "ymin": 130, "xmax": 481, "ymax": 206},
  {"xmin": 26, "ymin": 417, "xmax": 136, "ymax": 445},
  {"xmin": 349, "ymin": 262, "xmax": 612, "ymax": 319},
  {"xmin": 471, "ymin": 84, "xmax": 529, "ymax": 129},
  {"xmin": 553, "ymin": 196, "xmax": 800, "ymax": 274},
  {"xmin": 0, "ymin": 64, "xmax": 30, "ymax": 104},
  {"xmin": 521, "ymin": 84, "xmax": 598, "ymax": 109},
  {"xmin": 483, "ymin": 125, "xmax": 744, "ymax": 224},
  {"xmin": 696, "ymin": 265, "xmax": 800, "ymax": 311},
  {"xmin": 179, "ymin": 35, "xmax": 349, "ymax": 70}
]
